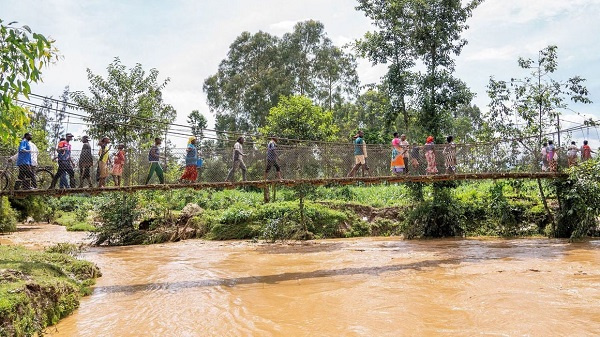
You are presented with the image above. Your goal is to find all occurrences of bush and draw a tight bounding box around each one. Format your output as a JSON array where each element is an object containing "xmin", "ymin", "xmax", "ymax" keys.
[
  {"xmin": 402, "ymin": 185, "xmax": 464, "ymax": 239},
  {"xmin": 0, "ymin": 197, "xmax": 17, "ymax": 233},
  {"xmin": 555, "ymin": 159, "xmax": 600, "ymax": 239},
  {"xmin": 94, "ymin": 193, "xmax": 145, "ymax": 245},
  {"xmin": 8, "ymin": 196, "xmax": 54, "ymax": 222}
]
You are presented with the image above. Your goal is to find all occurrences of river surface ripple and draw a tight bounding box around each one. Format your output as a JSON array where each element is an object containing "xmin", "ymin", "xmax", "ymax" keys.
[{"xmin": 3, "ymin": 224, "xmax": 600, "ymax": 336}]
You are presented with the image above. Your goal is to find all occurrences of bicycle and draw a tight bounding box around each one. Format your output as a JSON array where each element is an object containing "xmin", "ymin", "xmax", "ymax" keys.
[{"xmin": 0, "ymin": 157, "xmax": 55, "ymax": 191}]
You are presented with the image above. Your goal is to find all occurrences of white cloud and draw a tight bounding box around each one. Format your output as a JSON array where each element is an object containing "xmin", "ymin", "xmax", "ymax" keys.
[{"xmin": 268, "ymin": 20, "xmax": 303, "ymax": 35}]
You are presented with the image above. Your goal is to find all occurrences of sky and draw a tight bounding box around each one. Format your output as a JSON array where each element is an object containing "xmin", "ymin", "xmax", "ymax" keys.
[{"xmin": 3, "ymin": 0, "xmax": 600, "ymax": 147}]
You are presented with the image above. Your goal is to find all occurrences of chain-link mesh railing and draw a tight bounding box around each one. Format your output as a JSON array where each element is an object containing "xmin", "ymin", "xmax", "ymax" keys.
[{"xmin": 0, "ymin": 138, "xmax": 580, "ymax": 192}]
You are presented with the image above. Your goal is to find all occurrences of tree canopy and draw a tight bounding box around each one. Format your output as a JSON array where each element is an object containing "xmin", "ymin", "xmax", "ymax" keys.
[
  {"xmin": 0, "ymin": 19, "xmax": 58, "ymax": 142},
  {"xmin": 260, "ymin": 95, "xmax": 339, "ymax": 142},
  {"xmin": 71, "ymin": 58, "xmax": 176, "ymax": 147},
  {"xmin": 356, "ymin": 0, "xmax": 482, "ymax": 141},
  {"xmin": 204, "ymin": 20, "xmax": 359, "ymax": 135}
]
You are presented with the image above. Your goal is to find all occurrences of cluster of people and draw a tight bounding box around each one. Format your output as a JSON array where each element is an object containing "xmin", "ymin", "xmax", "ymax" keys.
[
  {"xmin": 223, "ymin": 136, "xmax": 282, "ymax": 182},
  {"xmin": 11, "ymin": 130, "xmax": 597, "ymax": 190},
  {"xmin": 348, "ymin": 132, "xmax": 457, "ymax": 177},
  {"xmin": 547, "ymin": 139, "xmax": 595, "ymax": 171}
]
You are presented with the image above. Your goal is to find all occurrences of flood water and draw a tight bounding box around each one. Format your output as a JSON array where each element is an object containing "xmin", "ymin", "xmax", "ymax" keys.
[{"xmin": 3, "ymin": 223, "xmax": 600, "ymax": 336}]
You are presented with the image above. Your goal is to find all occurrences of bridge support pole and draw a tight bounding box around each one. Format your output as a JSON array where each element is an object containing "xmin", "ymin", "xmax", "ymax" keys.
[{"xmin": 263, "ymin": 184, "xmax": 270, "ymax": 203}]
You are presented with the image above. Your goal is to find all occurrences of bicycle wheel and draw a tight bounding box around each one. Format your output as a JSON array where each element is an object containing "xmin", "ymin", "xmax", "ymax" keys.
[
  {"xmin": 0, "ymin": 172, "xmax": 8, "ymax": 191},
  {"xmin": 36, "ymin": 169, "xmax": 54, "ymax": 190}
]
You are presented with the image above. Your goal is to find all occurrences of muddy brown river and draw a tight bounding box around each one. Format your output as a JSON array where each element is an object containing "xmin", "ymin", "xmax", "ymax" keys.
[{"xmin": 2, "ymin": 223, "xmax": 600, "ymax": 336}]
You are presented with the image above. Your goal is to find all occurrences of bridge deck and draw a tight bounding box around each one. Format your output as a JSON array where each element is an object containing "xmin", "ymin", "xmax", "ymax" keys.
[{"xmin": 0, "ymin": 172, "xmax": 566, "ymax": 198}]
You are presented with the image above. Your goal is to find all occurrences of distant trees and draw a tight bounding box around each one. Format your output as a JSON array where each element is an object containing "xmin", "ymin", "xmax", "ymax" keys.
[
  {"xmin": 260, "ymin": 95, "xmax": 338, "ymax": 142},
  {"xmin": 0, "ymin": 19, "xmax": 58, "ymax": 142},
  {"xmin": 71, "ymin": 58, "xmax": 176, "ymax": 147},
  {"xmin": 204, "ymin": 20, "xmax": 359, "ymax": 135}
]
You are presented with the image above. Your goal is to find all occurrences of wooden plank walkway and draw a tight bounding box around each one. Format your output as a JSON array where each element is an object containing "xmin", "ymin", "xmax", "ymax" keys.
[{"xmin": 0, "ymin": 172, "xmax": 567, "ymax": 198}]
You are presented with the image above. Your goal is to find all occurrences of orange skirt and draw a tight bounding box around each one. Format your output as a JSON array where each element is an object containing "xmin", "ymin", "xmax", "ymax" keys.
[{"xmin": 180, "ymin": 165, "xmax": 197, "ymax": 181}]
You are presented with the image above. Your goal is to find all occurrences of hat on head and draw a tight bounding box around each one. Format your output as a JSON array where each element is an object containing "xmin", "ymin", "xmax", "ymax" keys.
[
  {"xmin": 426, "ymin": 136, "xmax": 434, "ymax": 143},
  {"xmin": 66, "ymin": 133, "xmax": 74, "ymax": 137}
]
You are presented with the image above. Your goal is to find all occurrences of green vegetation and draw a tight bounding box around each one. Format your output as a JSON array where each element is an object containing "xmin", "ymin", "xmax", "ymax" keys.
[
  {"xmin": 52, "ymin": 211, "xmax": 96, "ymax": 232},
  {"xmin": 0, "ymin": 197, "xmax": 18, "ymax": 233},
  {"xmin": 0, "ymin": 245, "xmax": 101, "ymax": 336},
  {"xmin": 0, "ymin": 19, "xmax": 58, "ymax": 142},
  {"xmin": 8, "ymin": 180, "xmax": 552, "ymax": 246},
  {"xmin": 555, "ymin": 159, "xmax": 600, "ymax": 239}
]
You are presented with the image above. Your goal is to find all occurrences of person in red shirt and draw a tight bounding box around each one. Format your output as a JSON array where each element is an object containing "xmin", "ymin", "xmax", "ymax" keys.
[
  {"xmin": 581, "ymin": 140, "xmax": 595, "ymax": 161},
  {"xmin": 111, "ymin": 145, "xmax": 126, "ymax": 186}
]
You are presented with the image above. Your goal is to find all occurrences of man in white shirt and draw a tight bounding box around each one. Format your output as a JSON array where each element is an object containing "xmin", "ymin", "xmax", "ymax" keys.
[{"xmin": 225, "ymin": 137, "xmax": 247, "ymax": 182}]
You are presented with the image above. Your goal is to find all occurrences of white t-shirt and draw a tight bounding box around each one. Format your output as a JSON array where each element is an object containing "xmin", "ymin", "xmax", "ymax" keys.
[
  {"xmin": 10, "ymin": 142, "xmax": 38, "ymax": 166},
  {"xmin": 233, "ymin": 142, "xmax": 243, "ymax": 161},
  {"xmin": 30, "ymin": 141, "xmax": 38, "ymax": 166}
]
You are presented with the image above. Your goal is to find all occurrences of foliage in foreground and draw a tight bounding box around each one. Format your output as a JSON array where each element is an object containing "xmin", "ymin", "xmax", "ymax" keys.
[
  {"xmin": 555, "ymin": 159, "xmax": 600, "ymax": 239},
  {"xmin": 0, "ymin": 245, "xmax": 101, "ymax": 337},
  {"xmin": 0, "ymin": 197, "xmax": 18, "ymax": 233}
]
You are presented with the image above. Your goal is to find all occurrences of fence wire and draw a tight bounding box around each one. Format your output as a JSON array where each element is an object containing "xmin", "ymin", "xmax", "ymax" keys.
[{"xmin": 0, "ymin": 139, "xmax": 582, "ymax": 191}]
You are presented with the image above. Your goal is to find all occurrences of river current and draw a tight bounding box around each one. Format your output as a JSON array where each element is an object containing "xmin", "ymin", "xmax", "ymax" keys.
[{"xmin": 2, "ymin": 223, "xmax": 600, "ymax": 336}]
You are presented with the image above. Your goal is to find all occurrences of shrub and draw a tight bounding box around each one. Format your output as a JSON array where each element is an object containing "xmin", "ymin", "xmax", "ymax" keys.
[
  {"xmin": 402, "ymin": 185, "xmax": 464, "ymax": 239},
  {"xmin": 0, "ymin": 196, "xmax": 17, "ymax": 233},
  {"xmin": 555, "ymin": 159, "xmax": 600, "ymax": 239},
  {"xmin": 94, "ymin": 193, "xmax": 144, "ymax": 245}
]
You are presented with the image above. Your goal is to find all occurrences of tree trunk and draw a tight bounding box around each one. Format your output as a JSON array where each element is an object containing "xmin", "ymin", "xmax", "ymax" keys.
[{"xmin": 536, "ymin": 177, "xmax": 555, "ymax": 235}]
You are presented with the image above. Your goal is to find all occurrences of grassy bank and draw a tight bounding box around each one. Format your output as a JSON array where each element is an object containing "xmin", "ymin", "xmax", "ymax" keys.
[
  {"xmin": 3, "ymin": 179, "xmax": 569, "ymax": 244},
  {"xmin": 0, "ymin": 245, "xmax": 101, "ymax": 336},
  {"xmin": 65, "ymin": 180, "xmax": 549, "ymax": 245}
]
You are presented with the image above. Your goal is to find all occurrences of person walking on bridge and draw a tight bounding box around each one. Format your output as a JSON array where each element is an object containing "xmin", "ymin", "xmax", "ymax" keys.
[
  {"xmin": 541, "ymin": 142, "xmax": 548, "ymax": 171},
  {"xmin": 180, "ymin": 137, "xmax": 198, "ymax": 183},
  {"xmin": 348, "ymin": 131, "xmax": 369, "ymax": 177},
  {"xmin": 98, "ymin": 137, "xmax": 111, "ymax": 187},
  {"xmin": 50, "ymin": 133, "xmax": 75, "ymax": 189},
  {"xmin": 145, "ymin": 138, "xmax": 165, "ymax": 185},
  {"xmin": 79, "ymin": 136, "xmax": 93, "ymax": 188},
  {"xmin": 112, "ymin": 145, "xmax": 126, "ymax": 186},
  {"xmin": 581, "ymin": 140, "xmax": 595, "ymax": 161},
  {"xmin": 226, "ymin": 137, "xmax": 247, "ymax": 182},
  {"xmin": 390, "ymin": 133, "xmax": 405, "ymax": 175},
  {"xmin": 15, "ymin": 133, "xmax": 34, "ymax": 190},
  {"xmin": 443, "ymin": 136, "xmax": 457, "ymax": 174},
  {"xmin": 264, "ymin": 136, "xmax": 282, "ymax": 180},
  {"xmin": 567, "ymin": 141, "xmax": 579, "ymax": 167},
  {"xmin": 546, "ymin": 140, "xmax": 558, "ymax": 172},
  {"xmin": 424, "ymin": 136, "xmax": 438, "ymax": 175},
  {"xmin": 399, "ymin": 134, "xmax": 410, "ymax": 174}
]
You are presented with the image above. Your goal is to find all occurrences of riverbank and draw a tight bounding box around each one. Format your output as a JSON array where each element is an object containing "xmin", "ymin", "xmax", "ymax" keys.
[{"xmin": 0, "ymin": 226, "xmax": 100, "ymax": 336}]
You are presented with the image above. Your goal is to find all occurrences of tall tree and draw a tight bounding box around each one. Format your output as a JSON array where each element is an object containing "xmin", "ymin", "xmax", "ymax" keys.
[
  {"xmin": 282, "ymin": 20, "xmax": 359, "ymax": 111},
  {"xmin": 71, "ymin": 58, "xmax": 176, "ymax": 147},
  {"xmin": 204, "ymin": 21, "xmax": 359, "ymax": 134},
  {"xmin": 410, "ymin": 0, "xmax": 482, "ymax": 140},
  {"xmin": 0, "ymin": 19, "xmax": 58, "ymax": 142},
  {"xmin": 487, "ymin": 45, "xmax": 592, "ymax": 231},
  {"xmin": 487, "ymin": 45, "xmax": 592, "ymax": 151},
  {"xmin": 187, "ymin": 109, "xmax": 207, "ymax": 140},
  {"xmin": 204, "ymin": 31, "xmax": 287, "ymax": 134},
  {"xmin": 356, "ymin": 0, "xmax": 416, "ymax": 132}
]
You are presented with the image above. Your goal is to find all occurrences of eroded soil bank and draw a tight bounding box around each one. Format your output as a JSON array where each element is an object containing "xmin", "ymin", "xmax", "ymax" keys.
[{"xmin": 3, "ymin": 223, "xmax": 600, "ymax": 336}]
